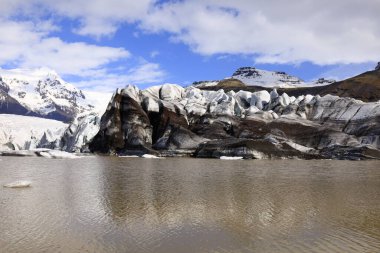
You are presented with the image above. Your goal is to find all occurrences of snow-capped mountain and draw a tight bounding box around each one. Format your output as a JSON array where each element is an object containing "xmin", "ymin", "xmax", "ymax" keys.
[
  {"xmin": 193, "ymin": 67, "xmax": 336, "ymax": 89},
  {"xmin": 232, "ymin": 67, "xmax": 304, "ymax": 88},
  {"xmin": 0, "ymin": 68, "xmax": 94, "ymax": 122}
]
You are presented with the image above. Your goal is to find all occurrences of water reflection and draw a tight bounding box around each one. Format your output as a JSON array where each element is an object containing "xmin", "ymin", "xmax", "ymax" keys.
[
  {"xmin": 98, "ymin": 158, "xmax": 380, "ymax": 252},
  {"xmin": 0, "ymin": 157, "xmax": 379, "ymax": 253}
]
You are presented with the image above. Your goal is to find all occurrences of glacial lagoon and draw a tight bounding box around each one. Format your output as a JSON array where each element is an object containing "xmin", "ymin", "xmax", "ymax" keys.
[{"xmin": 0, "ymin": 157, "xmax": 379, "ymax": 253}]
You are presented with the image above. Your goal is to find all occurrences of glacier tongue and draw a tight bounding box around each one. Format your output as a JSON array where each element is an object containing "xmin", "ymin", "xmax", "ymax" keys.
[
  {"xmin": 0, "ymin": 114, "xmax": 67, "ymax": 151},
  {"xmin": 0, "ymin": 111, "xmax": 100, "ymax": 153},
  {"xmin": 89, "ymin": 84, "xmax": 380, "ymax": 159}
]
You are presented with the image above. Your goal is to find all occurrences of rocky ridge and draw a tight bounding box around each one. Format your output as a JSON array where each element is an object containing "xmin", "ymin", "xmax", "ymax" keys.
[{"xmin": 200, "ymin": 64, "xmax": 380, "ymax": 103}]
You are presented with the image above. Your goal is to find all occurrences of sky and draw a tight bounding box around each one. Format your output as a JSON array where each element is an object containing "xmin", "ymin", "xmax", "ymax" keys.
[{"xmin": 0, "ymin": 0, "xmax": 379, "ymax": 92}]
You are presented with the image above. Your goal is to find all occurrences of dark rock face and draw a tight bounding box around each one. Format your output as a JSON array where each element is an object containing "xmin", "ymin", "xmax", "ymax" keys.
[
  {"xmin": 89, "ymin": 84, "xmax": 380, "ymax": 160},
  {"xmin": 233, "ymin": 67, "xmax": 259, "ymax": 77},
  {"xmin": 90, "ymin": 91, "xmax": 153, "ymax": 155},
  {"xmin": 0, "ymin": 89, "xmax": 39, "ymax": 117}
]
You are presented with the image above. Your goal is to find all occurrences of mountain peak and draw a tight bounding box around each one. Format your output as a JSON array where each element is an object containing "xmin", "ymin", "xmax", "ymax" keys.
[
  {"xmin": 0, "ymin": 67, "xmax": 60, "ymax": 82},
  {"xmin": 0, "ymin": 67, "xmax": 93, "ymax": 122},
  {"xmin": 231, "ymin": 66, "xmax": 304, "ymax": 88}
]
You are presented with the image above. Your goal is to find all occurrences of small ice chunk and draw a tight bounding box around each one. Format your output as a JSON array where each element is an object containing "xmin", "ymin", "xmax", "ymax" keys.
[
  {"xmin": 39, "ymin": 150, "xmax": 79, "ymax": 159},
  {"xmin": 220, "ymin": 156, "xmax": 244, "ymax": 160},
  {"xmin": 142, "ymin": 154, "xmax": 163, "ymax": 159},
  {"xmin": 4, "ymin": 180, "xmax": 32, "ymax": 188},
  {"xmin": 119, "ymin": 155, "xmax": 139, "ymax": 158}
]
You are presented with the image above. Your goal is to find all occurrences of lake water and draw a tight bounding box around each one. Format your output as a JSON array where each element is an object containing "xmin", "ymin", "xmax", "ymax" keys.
[{"xmin": 0, "ymin": 157, "xmax": 379, "ymax": 253}]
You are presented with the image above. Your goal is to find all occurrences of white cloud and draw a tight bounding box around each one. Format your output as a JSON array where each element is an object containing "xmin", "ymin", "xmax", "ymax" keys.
[
  {"xmin": 0, "ymin": 18, "xmax": 129, "ymax": 76},
  {"xmin": 139, "ymin": 0, "xmax": 380, "ymax": 65},
  {"xmin": 41, "ymin": 0, "xmax": 154, "ymax": 37},
  {"xmin": 21, "ymin": 38, "xmax": 129, "ymax": 76},
  {"xmin": 1, "ymin": 0, "xmax": 379, "ymax": 93},
  {"xmin": 126, "ymin": 62, "xmax": 165, "ymax": 84},
  {"xmin": 3, "ymin": 0, "xmax": 379, "ymax": 65},
  {"xmin": 0, "ymin": 1, "xmax": 167, "ymax": 92},
  {"xmin": 150, "ymin": 50, "xmax": 160, "ymax": 58},
  {"xmin": 73, "ymin": 62, "xmax": 166, "ymax": 92}
]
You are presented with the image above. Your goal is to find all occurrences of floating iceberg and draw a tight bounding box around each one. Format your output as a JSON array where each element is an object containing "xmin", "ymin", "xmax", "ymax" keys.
[
  {"xmin": 3, "ymin": 180, "xmax": 32, "ymax": 188},
  {"xmin": 119, "ymin": 155, "xmax": 139, "ymax": 158},
  {"xmin": 38, "ymin": 150, "xmax": 79, "ymax": 159},
  {"xmin": 220, "ymin": 156, "xmax": 244, "ymax": 160},
  {"xmin": 0, "ymin": 149, "xmax": 80, "ymax": 159},
  {"xmin": 142, "ymin": 154, "xmax": 163, "ymax": 159}
]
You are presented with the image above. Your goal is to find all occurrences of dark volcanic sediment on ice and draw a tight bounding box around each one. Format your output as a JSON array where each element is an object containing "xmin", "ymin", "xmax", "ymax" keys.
[{"xmin": 89, "ymin": 82, "xmax": 380, "ymax": 160}]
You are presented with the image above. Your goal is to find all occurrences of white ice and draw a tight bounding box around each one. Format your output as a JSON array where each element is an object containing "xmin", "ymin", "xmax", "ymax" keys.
[
  {"xmin": 3, "ymin": 180, "xmax": 32, "ymax": 188},
  {"xmin": 142, "ymin": 154, "xmax": 163, "ymax": 159},
  {"xmin": 220, "ymin": 156, "xmax": 244, "ymax": 160}
]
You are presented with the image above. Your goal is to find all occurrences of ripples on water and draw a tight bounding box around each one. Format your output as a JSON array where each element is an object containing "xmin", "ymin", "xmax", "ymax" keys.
[{"xmin": 0, "ymin": 157, "xmax": 379, "ymax": 253}]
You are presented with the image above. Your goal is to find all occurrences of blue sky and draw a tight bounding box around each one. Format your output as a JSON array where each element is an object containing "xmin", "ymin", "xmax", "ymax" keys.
[{"xmin": 0, "ymin": 0, "xmax": 379, "ymax": 92}]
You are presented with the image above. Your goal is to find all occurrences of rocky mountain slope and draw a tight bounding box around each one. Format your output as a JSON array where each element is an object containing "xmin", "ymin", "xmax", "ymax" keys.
[
  {"xmin": 0, "ymin": 68, "xmax": 94, "ymax": 122},
  {"xmin": 315, "ymin": 66, "xmax": 380, "ymax": 101},
  {"xmin": 200, "ymin": 65, "xmax": 380, "ymax": 102},
  {"xmin": 89, "ymin": 84, "xmax": 380, "ymax": 160}
]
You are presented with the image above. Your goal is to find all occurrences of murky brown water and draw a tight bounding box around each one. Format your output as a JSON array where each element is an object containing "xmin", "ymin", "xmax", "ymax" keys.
[{"xmin": 0, "ymin": 157, "xmax": 379, "ymax": 253}]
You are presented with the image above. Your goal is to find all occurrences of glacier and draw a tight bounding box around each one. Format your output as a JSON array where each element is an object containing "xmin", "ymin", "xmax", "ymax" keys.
[
  {"xmin": 89, "ymin": 83, "xmax": 380, "ymax": 160},
  {"xmin": 1, "ymin": 65, "xmax": 379, "ymax": 160},
  {"xmin": 1, "ymin": 83, "xmax": 379, "ymax": 160}
]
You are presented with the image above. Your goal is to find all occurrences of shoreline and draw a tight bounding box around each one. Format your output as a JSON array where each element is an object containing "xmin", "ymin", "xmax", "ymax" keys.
[{"xmin": 1, "ymin": 148, "xmax": 379, "ymax": 161}]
